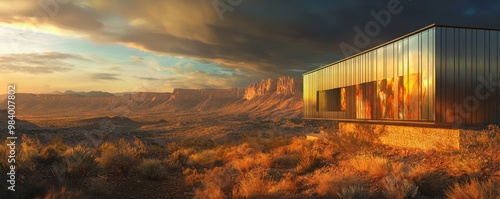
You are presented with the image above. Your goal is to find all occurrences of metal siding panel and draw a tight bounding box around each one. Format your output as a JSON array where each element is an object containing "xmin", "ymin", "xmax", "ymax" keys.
[
  {"xmin": 446, "ymin": 28, "xmax": 455, "ymax": 123},
  {"xmin": 387, "ymin": 43, "xmax": 394, "ymax": 78},
  {"xmin": 492, "ymin": 31, "xmax": 499, "ymax": 124},
  {"xmin": 497, "ymin": 31, "xmax": 500, "ymax": 124},
  {"xmin": 418, "ymin": 32, "xmax": 422, "ymax": 120},
  {"xmin": 421, "ymin": 30, "xmax": 429, "ymax": 120},
  {"xmin": 453, "ymin": 29, "xmax": 458, "ymax": 124},
  {"xmin": 465, "ymin": 29, "xmax": 473, "ymax": 123},
  {"xmin": 483, "ymin": 30, "xmax": 488, "ymax": 123},
  {"xmin": 458, "ymin": 29, "xmax": 466, "ymax": 124},
  {"xmin": 435, "ymin": 27, "xmax": 443, "ymax": 123},
  {"xmin": 304, "ymin": 75, "xmax": 307, "ymax": 118},
  {"xmin": 430, "ymin": 27, "xmax": 436, "ymax": 121},
  {"xmin": 477, "ymin": 30, "xmax": 485, "ymax": 123},
  {"xmin": 472, "ymin": 29, "xmax": 478, "ymax": 123}
]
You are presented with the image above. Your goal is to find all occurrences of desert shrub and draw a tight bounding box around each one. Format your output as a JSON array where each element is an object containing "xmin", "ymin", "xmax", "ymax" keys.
[
  {"xmin": 97, "ymin": 139, "xmax": 141, "ymax": 175},
  {"xmin": 35, "ymin": 136, "xmax": 68, "ymax": 165},
  {"xmin": 349, "ymin": 154, "xmax": 390, "ymax": 179},
  {"xmin": 337, "ymin": 185, "xmax": 370, "ymax": 199},
  {"xmin": 446, "ymin": 179, "xmax": 500, "ymax": 199},
  {"xmin": 269, "ymin": 172, "xmax": 297, "ymax": 196},
  {"xmin": 85, "ymin": 176, "xmax": 116, "ymax": 197},
  {"xmin": 295, "ymin": 149, "xmax": 323, "ymax": 174},
  {"xmin": 184, "ymin": 168, "xmax": 201, "ymax": 187},
  {"xmin": 232, "ymin": 156, "xmax": 256, "ymax": 172},
  {"xmin": 315, "ymin": 171, "xmax": 366, "ymax": 196},
  {"xmin": 188, "ymin": 166, "xmax": 239, "ymax": 198},
  {"xmin": 222, "ymin": 143, "xmax": 259, "ymax": 162},
  {"xmin": 231, "ymin": 152, "xmax": 272, "ymax": 172},
  {"xmin": 380, "ymin": 173, "xmax": 419, "ymax": 199},
  {"xmin": 232, "ymin": 169, "xmax": 271, "ymax": 199},
  {"xmin": 18, "ymin": 135, "xmax": 41, "ymax": 171},
  {"xmin": 165, "ymin": 148, "xmax": 195, "ymax": 170},
  {"xmin": 37, "ymin": 145, "xmax": 62, "ymax": 165},
  {"xmin": 134, "ymin": 136, "xmax": 147, "ymax": 154},
  {"xmin": 138, "ymin": 159, "xmax": 168, "ymax": 180},
  {"xmin": 52, "ymin": 145, "xmax": 97, "ymax": 187},
  {"xmin": 184, "ymin": 168, "xmax": 203, "ymax": 188},
  {"xmin": 449, "ymin": 153, "xmax": 485, "ymax": 178},
  {"xmin": 268, "ymin": 138, "xmax": 328, "ymax": 171},
  {"xmin": 188, "ymin": 149, "xmax": 221, "ymax": 168},
  {"xmin": 49, "ymin": 135, "xmax": 69, "ymax": 152},
  {"xmin": 282, "ymin": 138, "xmax": 312, "ymax": 154},
  {"xmin": 167, "ymin": 142, "xmax": 180, "ymax": 152}
]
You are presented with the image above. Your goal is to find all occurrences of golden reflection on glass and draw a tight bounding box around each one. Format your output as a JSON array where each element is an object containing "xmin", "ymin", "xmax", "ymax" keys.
[{"xmin": 340, "ymin": 88, "xmax": 346, "ymax": 111}]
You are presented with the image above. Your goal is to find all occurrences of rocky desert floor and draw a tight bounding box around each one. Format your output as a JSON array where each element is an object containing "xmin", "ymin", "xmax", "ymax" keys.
[{"xmin": 2, "ymin": 110, "xmax": 500, "ymax": 199}]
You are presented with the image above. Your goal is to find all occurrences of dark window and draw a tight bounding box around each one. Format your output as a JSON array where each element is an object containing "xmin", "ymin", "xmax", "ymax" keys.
[{"xmin": 317, "ymin": 88, "xmax": 346, "ymax": 112}]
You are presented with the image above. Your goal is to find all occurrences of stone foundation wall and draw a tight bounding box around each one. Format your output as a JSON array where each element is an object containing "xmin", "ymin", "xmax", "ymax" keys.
[{"xmin": 339, "ymin": 122, "xmax": 462, "ymax": 150}]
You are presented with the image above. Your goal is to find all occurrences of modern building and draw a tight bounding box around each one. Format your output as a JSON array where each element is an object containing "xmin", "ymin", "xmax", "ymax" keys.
[{"xmin": 303, "ymin": 24, "xmax": 500, "ymax": 126}]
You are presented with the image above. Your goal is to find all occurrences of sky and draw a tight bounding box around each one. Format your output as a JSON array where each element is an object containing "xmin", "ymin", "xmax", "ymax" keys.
[{"xmin": 0, "ymin": 0, "xmax": 499, "ymax": 94}]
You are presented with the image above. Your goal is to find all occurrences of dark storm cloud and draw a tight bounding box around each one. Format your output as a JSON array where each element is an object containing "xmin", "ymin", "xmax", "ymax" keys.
[{"xmin": 2, "ymin": 0, "xmax": 499, "ymax": 80}]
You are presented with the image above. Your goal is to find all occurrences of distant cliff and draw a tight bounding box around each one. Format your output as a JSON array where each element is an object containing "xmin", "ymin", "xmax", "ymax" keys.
[
  {"xmin": 172, "ymin": 88, "xmax": 244, "ymax": 100},
  {"xmin": 244, "ymin": 77, "xmax": 302, "ymax": 100},
  {"xmin": 0, "ymin": 77, "xmax": 303, "ymax": 118}
]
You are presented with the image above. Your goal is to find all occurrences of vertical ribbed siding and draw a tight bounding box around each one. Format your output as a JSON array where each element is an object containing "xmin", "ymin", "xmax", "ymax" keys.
[
  {"xmin": 303, "ymin": 28, "xmax": 437, "ymax": 122},
  {"xmin": 434, "ymin": 27, "xmax": 500, "ymax": 125},
  {"xmin": 304, "ymin": 26, "xmax": 499, "ymax": 125}
]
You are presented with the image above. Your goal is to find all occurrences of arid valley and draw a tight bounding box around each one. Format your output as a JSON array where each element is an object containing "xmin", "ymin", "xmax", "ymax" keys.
[{"xmin": 0, "ymin": 77, "xmax": 499, "ymax": 199}]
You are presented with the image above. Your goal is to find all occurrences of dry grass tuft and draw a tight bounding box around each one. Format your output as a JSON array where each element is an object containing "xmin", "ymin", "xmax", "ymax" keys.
[
  {"xmin": 349, "ymin": 154, "xmax": 390, "ymax": 179},
  {"xmin": 37, "ymin": 145, "xmax": 62, "ymax": 165},
  {"xmin": 138, "ymin": 159, "xmax": 168, "ymax": 180},
  {"xmin": 449, "ymin": 154, "xmax": 485, "ymax": 178},
  {"xmin": 188, "ymin": 149, "xmax": 221, "ymax": 168},
  {"xmin": 52, "ymin": 145, "xmax": 97, "ymax": 187},
  {"xmin": 165, "ymin": 148, "xmax": 195, "ymax": 169},
  {"xmin": 380, "ymin": 173, "xmax": 419, "ymax": 199},
  {"xmin": 315, "ymin": 171, "xmax": 366, "ymax": 196},
  {"xmin": 269, "ymin": 172, "xmax": 298, "ymax": 196},
  {"xmin": 295, "ymin": 149, "xmax": 323, "ymax": 174},
  {"xmin": 337, "ymin": 185, "xmax": 370, "ymax": 199},
  {"xmin": 222, "ymin": 143, "xmax": 259, "ymax": 162},
  {"xmin": 188, "ymin": 166, "xmax": 239, "ymax": 198},
  {"xmin": 97, "ymin": 139, "xmax": 142, "ymax": 175},
  {"xmin": 232, "ymin": 169, "xmax": 270, "ymax": 199},
  {"xmin": 18, "ymin": 135, "xmax": 41, "ymax": 171},
  {"xmin": 446, "ymin": 179, "xmax": 500, "ymax": 199},
  {"xmin": 232, "ymin": 156, "xmax": 257, "ymax": 172}
]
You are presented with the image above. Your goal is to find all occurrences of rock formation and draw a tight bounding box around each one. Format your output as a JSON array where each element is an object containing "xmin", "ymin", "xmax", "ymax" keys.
[
  {"xmin": 244, "ymin": 77, "xmax": 302, "ymax": 100},
  {"xmin": 0, "ymin": 77, "xmax": 303, "ymax": 118}
]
